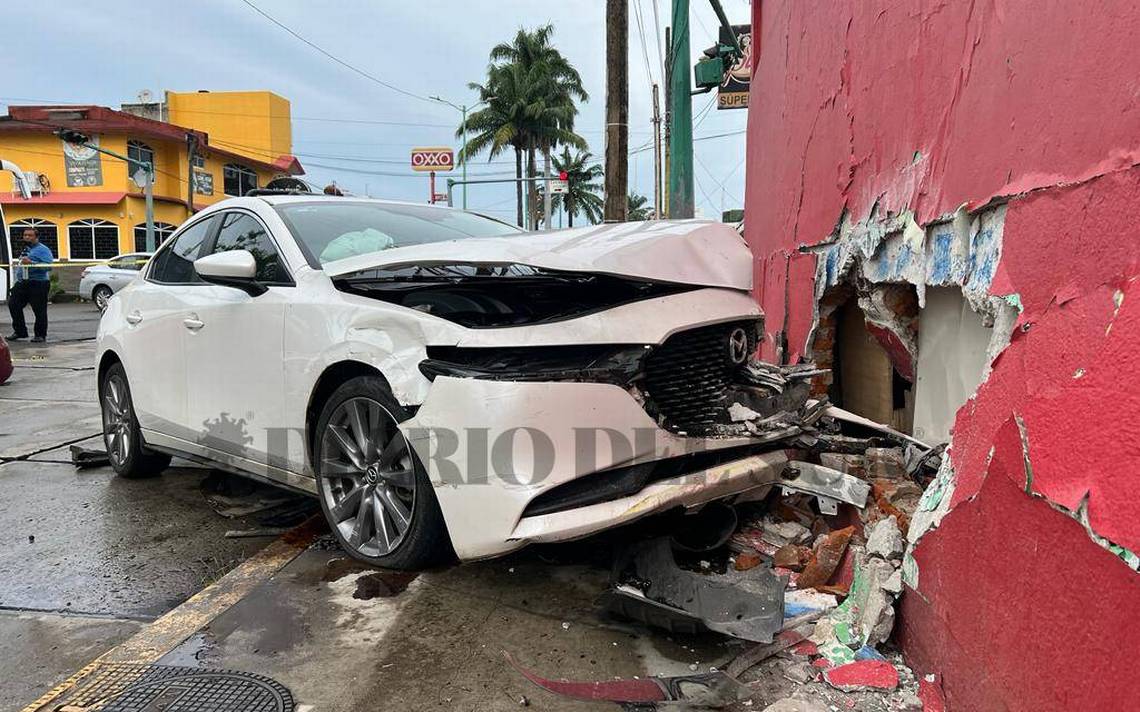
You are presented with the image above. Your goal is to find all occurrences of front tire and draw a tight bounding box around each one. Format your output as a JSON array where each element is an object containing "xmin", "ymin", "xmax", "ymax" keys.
[
  {"xmin": 100, "ymin": 363, "xmax": 171, "ymax": 479},
  {"xmin": 314, "ymin": 376, "xmax": 452, "ymax": 570}
]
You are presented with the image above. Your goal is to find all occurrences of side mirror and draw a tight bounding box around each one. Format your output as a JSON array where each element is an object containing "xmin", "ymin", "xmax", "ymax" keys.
[{"xmin": 194, "ymin": 250, "xmax": 267, "ymax": 296}]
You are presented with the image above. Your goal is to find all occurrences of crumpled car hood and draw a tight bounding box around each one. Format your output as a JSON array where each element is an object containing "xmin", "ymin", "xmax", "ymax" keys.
[{"xmin": 322, "ymin": 219, "xmax": 752, "ymax": 290}]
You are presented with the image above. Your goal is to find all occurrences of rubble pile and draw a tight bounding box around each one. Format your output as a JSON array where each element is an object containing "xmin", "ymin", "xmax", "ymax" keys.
[{"xmin": 510, "ymin": 361, "xmax": 945, "ymax": 710}]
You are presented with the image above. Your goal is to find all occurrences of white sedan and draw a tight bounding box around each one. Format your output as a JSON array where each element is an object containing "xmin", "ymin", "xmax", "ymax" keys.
[
  {"xmin": 96, "ymin": 195, "xmax": 781, "ymax": 569},
  {"xmin": 79, "ymin": 252, "xmax": 152, "ymax": 310}
]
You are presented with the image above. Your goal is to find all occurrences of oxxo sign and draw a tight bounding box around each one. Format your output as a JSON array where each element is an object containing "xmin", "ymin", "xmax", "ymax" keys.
[{"xmin": 410, "ymin": 147, "xmax": 455, "ymax": 172}]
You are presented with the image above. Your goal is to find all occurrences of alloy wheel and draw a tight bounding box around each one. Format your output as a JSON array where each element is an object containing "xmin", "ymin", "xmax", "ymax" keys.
[
  {"xmin": 319, "ymin": 397, "xmax": 416, "ymax": 558},
  {"xmin": 102, "ymin": 374, "xmax": 132, "ymax": 468},
  {"xmin": 94, "ymin": 287, "xmax": 111, "ymax": 311}
]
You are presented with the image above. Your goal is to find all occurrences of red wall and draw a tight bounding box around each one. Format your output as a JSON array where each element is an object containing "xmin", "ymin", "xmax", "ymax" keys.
[{"xmin": 745, "ymin": 2, "xmax": 1140, "ymax": 709}]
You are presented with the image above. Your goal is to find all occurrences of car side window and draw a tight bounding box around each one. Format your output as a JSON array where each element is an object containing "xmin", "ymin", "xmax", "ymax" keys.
[
  {"xmin": 210, "ymin": 212, "xmax": 289, "ymax": 284},
  {"xmin": 149, "ymin": 218, "xmax": 213, "ymax": 284},
  {"xmin": 111, "ymin": 255, "xmax": 144, "ymax": 271}
]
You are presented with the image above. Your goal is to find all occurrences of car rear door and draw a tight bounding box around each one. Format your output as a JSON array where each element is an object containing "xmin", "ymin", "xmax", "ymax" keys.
[
  {"xmin": 118, "ymin": 216, "xmax": 216, "ymax": 440},
  {"xmin": 182, "ymin": 209, "xmax": 291, "ymax": 474},
  {"xmin": 107, "ymin": 254, "xmax": 145, "ymax": 291}
]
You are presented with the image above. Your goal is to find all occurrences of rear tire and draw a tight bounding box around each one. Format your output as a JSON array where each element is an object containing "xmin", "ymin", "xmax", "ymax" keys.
[
  {"xmin": 314, "ymin": 376, "xmax": 453, "ymax": 570},
  {"xmin": 93, "ymin": 285, "xmax": 113, "ymax": 312},
  {"xmin": 99, "ymin": 362, "xmax": 171, "ymax": 479}
]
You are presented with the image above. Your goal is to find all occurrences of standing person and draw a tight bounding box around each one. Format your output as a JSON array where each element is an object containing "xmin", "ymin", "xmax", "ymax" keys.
[{"xmin": 7, "ymin": 227, "xmax": 53, "ymax": 343}]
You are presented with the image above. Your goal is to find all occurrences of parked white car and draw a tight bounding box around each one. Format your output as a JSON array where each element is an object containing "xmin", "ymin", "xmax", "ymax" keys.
[
  {"xmin": 80, "ymin": 252, "xmax": 152, "ymax": 310},
  {"xmin": 96, "ymin": 195, "xmax": 781, "ymax": 569}
]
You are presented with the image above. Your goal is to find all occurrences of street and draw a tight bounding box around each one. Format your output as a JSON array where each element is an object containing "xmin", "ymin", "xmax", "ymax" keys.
[
  {"xmin": 0, "ymin": 305, "xmax": 747, "ymax": 712},
  {"xmin": 5, "ymin": 2, "xmax": 1138, "ymax": 708}
]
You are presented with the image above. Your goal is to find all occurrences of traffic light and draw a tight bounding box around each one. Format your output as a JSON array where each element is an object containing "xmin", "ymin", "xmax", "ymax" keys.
[{"xmin": 559, "ymin": 171, "xmax": 569, "ymax": 181}]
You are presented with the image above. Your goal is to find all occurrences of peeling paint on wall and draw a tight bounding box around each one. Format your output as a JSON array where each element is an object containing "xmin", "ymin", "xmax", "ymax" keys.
[{"xmin": 745, "ymin": 1, "xmax": 1140, "ymax": 708}]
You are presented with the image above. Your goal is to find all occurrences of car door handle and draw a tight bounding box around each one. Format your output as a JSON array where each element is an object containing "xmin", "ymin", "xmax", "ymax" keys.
[
  {"xmin": 125, "ymin": 311, "xmax": 143, "ymax": 325},
  {"xmin": 183, "ymin": 316, "xmax": 205, "ymax": 332}
]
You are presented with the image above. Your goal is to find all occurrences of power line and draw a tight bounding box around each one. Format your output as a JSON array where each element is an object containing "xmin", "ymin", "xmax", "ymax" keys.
[
  {"xmin": 695, "ymin": 129, "xmax": 746, "ymax": 142},
  {"xmin": 0, "ymin": 95, "xmax": 641, "ymax": 136},
  {"xmin": 632, "ymin": 0, "xmax": 657, "ymax": 89},
  {"xmin": 238, "ymin": 0, "xmax": 437, "ymax": 106},
  {"xmin": 210, "ymin": 137, "xmax": 519, "ymax": 167},
  {"xmin": 650, "ymin": 0, "xmax": 665, "ymax": 78},
  {"xmin": 693, "ymin": 94, "xmax": 716, "ymax": 130}
]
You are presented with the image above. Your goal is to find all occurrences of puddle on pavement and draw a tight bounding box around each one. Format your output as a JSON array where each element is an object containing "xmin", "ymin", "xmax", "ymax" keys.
[
  {"xmin": 351, "ymin": 571, "xmax": 417, "ymax": 599},
  {"xmin": 310, "ymin": 557, "xmax": 418, "ymax": 599},
  {"xmin": 160, "ymin": 631, "xmax": 218, "ymax": 668}
]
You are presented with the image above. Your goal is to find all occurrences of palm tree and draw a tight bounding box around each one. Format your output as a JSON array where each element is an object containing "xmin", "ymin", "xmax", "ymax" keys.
[
  {"xmin": 459, "ymin": 25, "xmax": 588, "ymax": 229},
  {"xmin": 461, "ymin": 65, "xmax": 531, "ymax": 226},
  {"xmin": 627, "ymin": 191, "xmax": 651, "ymax": 221},
  {"xmin": 551, "ymin": 147, "xmax": 603, "ymax": 226}
]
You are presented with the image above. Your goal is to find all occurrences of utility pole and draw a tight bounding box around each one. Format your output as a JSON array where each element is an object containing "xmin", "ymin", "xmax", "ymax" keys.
[
  {"xmin": 651, "ymin": 83, "xmax": 662, "ymax": 219},
  {"xmin": 185, "ymin": 134, "xmax": 197, "ymax": 217},
  {"xmin": 663, "ymin": 26, "xmax": 672, "ymax": 217},
  {"xmin": 667, "ymin": 0, "xmax": 694, "ymax": 219},
  {"xmin": 604, "ymin": 0, "xmax": 629, "ymax": 222},
  {"xmin": 543, "ymin": 148, "xmax": 552, "ymax": 230}
]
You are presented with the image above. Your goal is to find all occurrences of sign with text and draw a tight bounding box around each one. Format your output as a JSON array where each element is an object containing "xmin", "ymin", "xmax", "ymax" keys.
[
  {"xmin": 717, "ymin": 24, "xmax": 752, "ymax": 110},
  {"xmin": 410, "ymin": 147, "xmax": 454, "ymax": 172},
  {"xmin": 193, "ymin": 170, "xmax": 214, "ymax": 195},
  {"xmin": 62, "ymin": 135, "xmax": 103, "ymax": 186},
  {"xmin": 550, "ymin": 179, "xmax": 569, "ymax": 194}
]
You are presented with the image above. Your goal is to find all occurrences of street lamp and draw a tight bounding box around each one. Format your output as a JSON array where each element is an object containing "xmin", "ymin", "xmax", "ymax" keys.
[
  {"xmin": 429, "ymin": 95, "xmax": 492, "ymax": 210},
  {"xmin": 56, "ymin": 129, "xmax": 157, "ymax": 251}
]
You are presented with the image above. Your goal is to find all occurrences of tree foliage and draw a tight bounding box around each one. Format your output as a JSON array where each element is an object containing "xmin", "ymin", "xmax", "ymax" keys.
[{"xmin": 458, "ymin": 25, "xmax": 589, "ymax": 228}]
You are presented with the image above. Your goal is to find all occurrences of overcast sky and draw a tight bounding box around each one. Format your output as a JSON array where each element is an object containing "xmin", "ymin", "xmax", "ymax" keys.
[{"xmin": 5, "ymin": 0, "xmax": 750, "ymax": 223}]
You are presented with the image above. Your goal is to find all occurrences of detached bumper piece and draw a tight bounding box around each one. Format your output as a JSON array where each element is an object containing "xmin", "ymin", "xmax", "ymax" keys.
[{"xmin": 609, "ymin": 537, "xmax": 786, "ymax": 643}]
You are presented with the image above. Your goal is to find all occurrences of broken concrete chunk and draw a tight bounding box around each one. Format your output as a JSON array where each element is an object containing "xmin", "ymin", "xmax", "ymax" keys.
[
  {"xmin": 825, "ymin": 556, "xmax": 900, "ymax": 651},
  {"xmin": 784, "ymin": 588, "xmax": 839, "ymax": 615},
  {"xmin": 819, "ymin": 452, "xmax": 867, "ymax": 478},
  {"xmin": 774, "ymin": 544, "xmax": 813, "ymax": 571},
  {"xmin": 865, "ymin": 516, "xmax": 906, "ymax": 561},
  {"xmin": 797, "ymin": 526, "xmax": 854, "ymax": 590},
  {"xmin": 822, "ymin": 659, "xmax": 900, "ymax": 692},
  {"xmin": 865, "ymin": 447, "xmax": 906, "ymax": 480},
  {"xmin": 781, "ymin": 660, "xmax": 818, "ymax": 684},
  {"xmin": 734, "ymin": 551, "xmax": 763, "ymax": 571},
  {"xmin": 763, "ymin": 520, "xmax": 813, "ymax": 547},
  {"xmin": 729, "ymin": 401, "xmax": 764, "ymax": 422}
]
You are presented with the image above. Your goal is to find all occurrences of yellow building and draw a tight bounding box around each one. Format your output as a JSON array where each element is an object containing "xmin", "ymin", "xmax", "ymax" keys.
[{"xmin": 0, "ymin": 90, "xmax": 303, "ymax": 265}]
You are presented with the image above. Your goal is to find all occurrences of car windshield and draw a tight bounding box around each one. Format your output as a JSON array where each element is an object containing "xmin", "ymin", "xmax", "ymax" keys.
[{"xmin": 274, "ymin": 201, "xmax": 523, "ymax": 266}]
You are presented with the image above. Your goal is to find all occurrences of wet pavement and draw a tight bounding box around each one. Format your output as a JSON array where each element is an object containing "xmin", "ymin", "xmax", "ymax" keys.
[
  {"xmin": 0, "ymin": 302, "xmax": 890, "ymax": 712},
  {"xmin": 156, "ymin": 545, "xmax": 742, "ymax": 712},
  {"xmin": 0, "ymin": 319, "xmax": 741, "ymax": 710},
  {"xmin": 0, "ymin": 310, "xmax": 272, "ymax": 710}
]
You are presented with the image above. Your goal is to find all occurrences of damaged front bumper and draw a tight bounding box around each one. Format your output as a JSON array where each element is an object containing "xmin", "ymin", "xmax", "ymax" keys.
[
  {"xmin": 401, "ymin": 377, "xmax": 871, "ymax": 560},
  {"xmin": 400, "ymin": 376, "xmax": 775, "ymax": 560}
]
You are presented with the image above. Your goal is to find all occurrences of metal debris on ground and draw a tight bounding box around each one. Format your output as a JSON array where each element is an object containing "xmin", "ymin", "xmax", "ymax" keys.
[
  {"xmin": 70, "ymin": 443, "xmax": 111, "ymax": 468},
  {"xmin": 200, "ymin": 471, "xmax": 317, "ymax": 528},
  {"xmin": 582, "ymin": 359, "xmax": 941, "ymax": 709},
  {"xmin": 504, "ymin": 652, "xmax": 751, "ymax": 709}
]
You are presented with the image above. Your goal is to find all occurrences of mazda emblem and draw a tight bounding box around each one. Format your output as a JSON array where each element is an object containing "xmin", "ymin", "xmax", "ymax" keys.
[{"xmin": 727, "ymin": 328, "xmax": 750, "ymax": 365}]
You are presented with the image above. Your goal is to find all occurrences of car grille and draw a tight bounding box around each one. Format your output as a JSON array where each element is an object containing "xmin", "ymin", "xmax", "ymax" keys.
[{"xmin": 642, "ymin": 320, "xmax": 758, "ymax": 434}]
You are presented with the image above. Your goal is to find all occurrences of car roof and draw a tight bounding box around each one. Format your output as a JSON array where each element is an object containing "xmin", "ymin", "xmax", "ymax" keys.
[{"xmin": 254, "ymin": 194, "xmax": 459, "ymax": 210}]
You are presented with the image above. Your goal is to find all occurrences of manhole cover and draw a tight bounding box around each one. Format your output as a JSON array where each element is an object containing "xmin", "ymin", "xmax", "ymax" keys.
[{"xmin": 35, "ymin": 663, "xmax": 294, "ymax": 712}]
